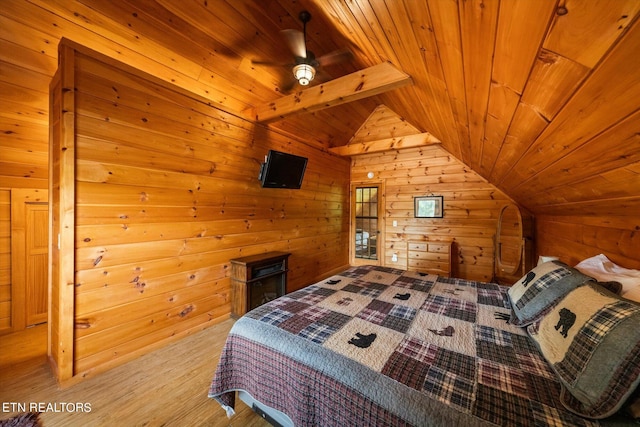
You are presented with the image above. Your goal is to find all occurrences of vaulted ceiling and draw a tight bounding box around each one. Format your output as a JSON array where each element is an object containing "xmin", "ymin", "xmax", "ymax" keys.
[{"xmin": 12, "ymin": 0, "xmax": 640, "ymax": 217}]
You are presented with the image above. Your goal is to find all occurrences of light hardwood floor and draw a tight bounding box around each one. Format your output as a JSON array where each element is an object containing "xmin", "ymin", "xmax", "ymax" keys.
[{"xmin": 0, "ymin": 319, "xmax": 270, "ymax": 426}]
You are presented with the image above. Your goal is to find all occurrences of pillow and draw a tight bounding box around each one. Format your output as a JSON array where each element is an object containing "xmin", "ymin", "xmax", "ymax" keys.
[
  {"xmin": 624, "ymin": 286, "xmax": 640, "ymax": 303},
  {"xmin": 595, "ymin": 280, "xmax": 623, "ymax": 295},
  {"xmin": 625, "ymin": 388, "xmax": 640, "ymax": 419},
  {"xmin": 508, "ymin": 260, "xmax": 592, "ymax": 326},
  {"xmin": 527, "ymin": 283, "xmax": 640, "ymax": 418},
  {"xmin": 575, "ymin": 254, "xmax": 640, "ymax": 301}
]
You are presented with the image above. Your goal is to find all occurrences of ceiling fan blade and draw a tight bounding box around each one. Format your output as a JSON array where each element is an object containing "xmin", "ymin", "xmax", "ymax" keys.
[
  {"xmin": 279, "ymin": 75, "xmax": 299, "ymax": 94},
  {"xmin": 251, "ymin": 59, "xmax": 291, "ymax": 67},
  {"xmin": 317, "ymin": 48, "xmax": 354, "ymax": 67},
  {"xmin": 281, "ymin": 29, "xmax": 307, "ymax": 59},
  {"xmin": 314, "ymin": 68, "xmax": 333, "ymax": 84}
]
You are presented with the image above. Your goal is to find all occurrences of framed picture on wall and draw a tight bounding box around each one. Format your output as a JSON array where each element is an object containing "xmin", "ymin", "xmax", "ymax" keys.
[{"xmin": 414, "ymin": 195, "xmax": 443, "ymax": 218}]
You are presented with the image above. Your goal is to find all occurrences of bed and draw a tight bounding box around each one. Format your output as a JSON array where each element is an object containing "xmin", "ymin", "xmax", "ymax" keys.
[
  {"xmin": 355, "ymin": 229, "xmax": 369, "ymax": 250},
  {"xmin": 209, "ymin": 262, "xmax": 640, "ymax": 426}
]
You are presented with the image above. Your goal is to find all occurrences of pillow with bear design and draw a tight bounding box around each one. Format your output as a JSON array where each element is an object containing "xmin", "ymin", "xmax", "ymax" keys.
[
  {"xmin": 527, "ymin": 283, "xmax": 640, "ymax": 418},
  {"xmin": 507, "ymin": 260, "xmax": 592, "ymax": 326}
]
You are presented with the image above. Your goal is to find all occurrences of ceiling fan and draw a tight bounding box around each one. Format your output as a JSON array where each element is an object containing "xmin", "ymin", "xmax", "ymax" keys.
[{"xmin": 253, "ymin": 10, "xmax": 354, "ymax": 92}]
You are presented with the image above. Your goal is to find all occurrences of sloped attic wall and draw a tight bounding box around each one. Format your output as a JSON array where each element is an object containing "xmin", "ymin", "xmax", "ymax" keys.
[
  {"xmin": 348, "ymin": 106, "xmax": 525, "ymax": 282},
  {"xmin": 346, "ymin": 105, "xmax": 640, "ymax": 276}
]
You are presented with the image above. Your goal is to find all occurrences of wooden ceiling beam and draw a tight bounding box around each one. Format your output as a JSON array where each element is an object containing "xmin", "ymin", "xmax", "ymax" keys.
[
  {"xmin": 247, "ymin": 62, "xmax": 412, "ymax": 123},
  {"xmin": 329, "ymin": 132, "xmax": 440, "ymax": 156}
]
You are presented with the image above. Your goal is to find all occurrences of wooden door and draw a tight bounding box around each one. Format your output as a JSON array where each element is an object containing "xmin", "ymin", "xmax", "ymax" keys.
[
  {"xmin": 351, "ymin": 183, "xmax": 385, "ymax": 266},
  {"xmin": 10, "ymin": 189, "xmax": 49, "ymax": 331},
  {"xmin": 25, "ymin": 203, "xmax": 48, "ymax": 326}
]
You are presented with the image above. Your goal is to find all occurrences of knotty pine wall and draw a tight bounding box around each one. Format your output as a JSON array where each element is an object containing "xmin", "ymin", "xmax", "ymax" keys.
[
  {"xmin": 0, "ymin": 191, "xmax": 9, "ymax": 329},
  {"xmin": 1, "ymin": 0, "xmax": 639, "ymax": 347},
  {"xmin": 49, "ymin": 41, "xmax": 349, "ymax": 380},
  {"xmin": 352, "ymin": 145, "xmax": 517, "ymax": 283},
  {"xmin": 536, "ymin": 215, "xmax": 640, "ymax": 271}
]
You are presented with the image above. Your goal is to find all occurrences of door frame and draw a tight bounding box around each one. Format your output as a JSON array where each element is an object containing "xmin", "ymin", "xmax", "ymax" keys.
[
  {"xmin": 10, "ymin": 188, "xmax": 49, "ymax": 332},
  {"xmin": 350, "ymin": 181, "xmax": 385, "ymax": 266}
]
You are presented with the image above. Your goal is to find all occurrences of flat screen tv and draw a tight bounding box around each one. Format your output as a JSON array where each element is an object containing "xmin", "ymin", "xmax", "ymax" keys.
[{"xmin": 258, "ymin": 150, "xmax": 308, "ymax": 189}]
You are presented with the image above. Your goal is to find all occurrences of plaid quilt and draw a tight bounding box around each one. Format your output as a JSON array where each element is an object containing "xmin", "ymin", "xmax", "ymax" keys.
[{"xmin": 209, "ymin": 265, "xmax": 610, "ymax": 426}]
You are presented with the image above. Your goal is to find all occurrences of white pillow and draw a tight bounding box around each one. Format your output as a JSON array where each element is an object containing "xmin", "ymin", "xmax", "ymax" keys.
[{"xmin": 574, "ymin": 254, "xmax": 640, "ymax": 301}]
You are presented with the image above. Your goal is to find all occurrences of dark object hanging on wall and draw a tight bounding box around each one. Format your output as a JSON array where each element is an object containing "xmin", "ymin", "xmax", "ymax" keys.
[{"xmin": 258, "ymin": 150, "xmax": 308, "ymax": 189}]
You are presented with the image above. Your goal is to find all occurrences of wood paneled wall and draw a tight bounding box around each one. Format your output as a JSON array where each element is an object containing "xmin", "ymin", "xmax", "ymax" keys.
[
  {"xmin": 49, "ymin": 41, "xmax": 349, "ymax": 381},
  {"xmin": 0, "ymin": 191, "xmax": 10, "ymax": 330},
  {"xmin": 536, "ymin": 215, "xmax": 640, "ymax": 271},
  {"xmin": 1, "ymin": 0, "xmax": 639, "ymax": 372},
  {"xmin": 352, "ymin": 145, "xmax": 516, "ymax": 282}
]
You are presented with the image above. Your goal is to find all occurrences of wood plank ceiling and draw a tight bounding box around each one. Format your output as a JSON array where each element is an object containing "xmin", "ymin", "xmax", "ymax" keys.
[{"xmin": 14, "ymin": 0, "xmax": 640, "ymax": 217}]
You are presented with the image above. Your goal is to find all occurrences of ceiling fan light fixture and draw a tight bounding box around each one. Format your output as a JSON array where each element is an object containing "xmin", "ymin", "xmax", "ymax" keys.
[{"xmin": 293, "ymin": 63, "xmax": 315, "ymax": 85}]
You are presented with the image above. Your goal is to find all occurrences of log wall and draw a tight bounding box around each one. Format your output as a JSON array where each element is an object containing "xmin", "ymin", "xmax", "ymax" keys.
[
  {"xmin": 50, "ymin": 41, "xmax": 349, "ymax": 380},
  {"xmin": 351, "ymin": 146, "xmax": 516, "ymax": 282}
]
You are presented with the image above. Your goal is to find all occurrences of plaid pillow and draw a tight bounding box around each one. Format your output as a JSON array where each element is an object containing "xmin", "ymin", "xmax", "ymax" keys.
[
  {"xmin": 507, "ymin": 261, "xmax": 591, "ymax": 326},
  {"xmin": 528, "ymin": 283, "xmax": 640, "ymax": 418},
  {"xmin": 596, "ymin": 280, "xmax": 623, "ymax": 295}
]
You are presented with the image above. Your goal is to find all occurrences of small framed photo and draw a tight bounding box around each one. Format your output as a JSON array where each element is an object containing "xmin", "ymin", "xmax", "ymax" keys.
[{"xmin": 414, "ymin": 196, "xmax": 443, "ymax": 218}]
